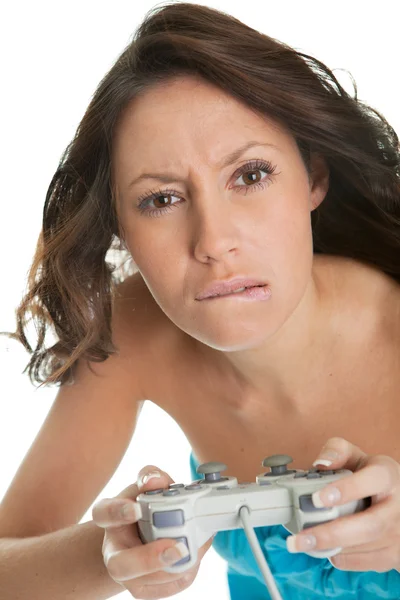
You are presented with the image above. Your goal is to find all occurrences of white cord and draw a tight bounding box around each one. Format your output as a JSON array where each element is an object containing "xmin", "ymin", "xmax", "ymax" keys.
[{"xmin": 238, "ymin": 505, "xmax": 284, "ymax": 600}]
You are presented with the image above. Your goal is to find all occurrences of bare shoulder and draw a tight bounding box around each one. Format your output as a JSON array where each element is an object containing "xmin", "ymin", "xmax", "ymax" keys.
[
  {"xmin": 67, "ymin": 270, "xmax": 155, "ymax": 400},
  {"xmin": 347, "ymin": 257, "xmax": 400, "ymax": 334},
  {"xmin": 320, "ymin": 253, "xmax": 400, "ymax": 343},
  {"xmin": 112, "ymin": 270, "xmax": 188, "ymax": 382}
]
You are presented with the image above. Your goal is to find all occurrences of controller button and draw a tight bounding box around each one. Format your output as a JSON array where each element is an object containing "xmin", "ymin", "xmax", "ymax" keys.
[
  {"xmin": 320, "ymin": 470, "xmax": 335, "ymax": 476},
  {"xmin": 153, "ymin": 509, "xmax": 185, "ymax": 528},
  {"xmin": 258, "ymin": 480, "xmax": 272, "ymax": 486},
  {"xmin": 144, "ymin": 488, "xmax": 164, "ymax": 495},
  {"xmin": 185, "ymin": 483, "xmax": 202, "ymax": 490},
  {"xmin": 299, "ymin": 494, "xmax": 332, "ymax": 512},
  {"xmin": 263, "ymin": 469, "xmax": 297, "ymax": 477},
  {"xmin": 216, "ymin": 485, "xmax": 230, "ymax": 490},
  {"xmin": 294, "ymin": 472, "xmax": 307, "ymax": 478},
  {"xmin": 169, "ymin": 483, "xmax": 185, "ymax": 489},
  {"xmin": 197, "ymin": 462, "xmax": 227, "ymax": 483},
  {"xmin": 262, "ymin": 454, "xmax": 294, "ymax": 476},
  {"xmin": 207, "ymin": 476, "xmax": 230, "ymax": 484},
  {"xmin": 163, "ymin": 489, "xmax": 180, "ymax": 496},
  {"xmin": 306, "ymin": 472, "xmax": 322, "ymax": 479}
]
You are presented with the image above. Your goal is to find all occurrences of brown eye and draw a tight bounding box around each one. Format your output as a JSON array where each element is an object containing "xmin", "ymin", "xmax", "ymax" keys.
[{"xmin": 136, "ymin": 158, "xmax": 278, "ymax": 216}]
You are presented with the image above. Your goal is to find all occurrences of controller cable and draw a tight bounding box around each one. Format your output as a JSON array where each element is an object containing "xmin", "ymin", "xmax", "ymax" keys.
[{"xmin": 239, "ymin": 505, "xmax": 284, "ymax": 600}]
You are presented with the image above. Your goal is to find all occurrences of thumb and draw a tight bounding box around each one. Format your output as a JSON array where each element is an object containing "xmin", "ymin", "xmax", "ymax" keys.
[
  {"xmin": 312, "ymin": 437, "xmax": 368, "ymax": 472},
  {"xmin": 136, "ymin": 464, "xmax": 175, "ymax": 492},
  {"xmin": 112, "ymin": 465, "xmax": 175, "ymax": 503}
]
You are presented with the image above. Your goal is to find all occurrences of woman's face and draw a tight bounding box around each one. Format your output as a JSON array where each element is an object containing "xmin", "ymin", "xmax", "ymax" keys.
[{"xmin": 112, "ymin": 75, "xmax": 329, "ymax": 351}]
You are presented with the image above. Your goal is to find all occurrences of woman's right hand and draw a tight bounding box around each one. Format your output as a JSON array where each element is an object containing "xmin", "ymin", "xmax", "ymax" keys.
[{"xmin": 91, "ymin": 465, "xmax": 214, "ymax": 599}]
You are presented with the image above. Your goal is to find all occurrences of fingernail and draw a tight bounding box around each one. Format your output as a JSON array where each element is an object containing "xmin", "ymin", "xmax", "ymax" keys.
[
  {"xmin": 312, "ymin": 486, "xmax": 341, "ymax": 507},
  {"xmin": 287, "ymin": 534, "xmax": 317, "ymax": 553},
  {"xmin": 143, "ymin": 471, "xmax": 162, "ymax": 485},
  {"xmin": 161, "ymin": 542, "xmax": 190, "ymax": 564},
  {"xmin": 122, "ymin": 502, "xmax": 142, "ymax": 521},
  {"xmin": 138, "ymin": 471, "xmax": 162, "ymax": 487},
  {"xmin": 312, "ymin": 449, "xmax": 340, "ymax": 467}
]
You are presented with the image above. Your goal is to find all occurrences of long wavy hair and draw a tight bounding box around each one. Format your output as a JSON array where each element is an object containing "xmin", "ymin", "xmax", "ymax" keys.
[{"xmin": 2, "ymin": 1, "xmax": 399, "ymax": 388}]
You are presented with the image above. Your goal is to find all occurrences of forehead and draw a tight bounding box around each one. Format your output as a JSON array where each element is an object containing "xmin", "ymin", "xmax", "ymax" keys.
[{"xmin": 111, "ymin": 76, "xmax": 297, "ymax": 184}]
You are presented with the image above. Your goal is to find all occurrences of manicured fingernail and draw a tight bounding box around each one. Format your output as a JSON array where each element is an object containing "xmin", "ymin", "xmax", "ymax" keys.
[
  {"xmin": 138, "ymin": 471, "xmax": 162, "ymax": 487},
  {"xmin": 287, "ymin": 534, "xmax": 317, "ymax": 553},
  {"xmin": 122, "ymin": 502, "xmax": 142, "ymax": 521},
  {"xmin": 312, "ymin": 486, "xmax": 341, "ymax": 507},
  {"xmin": 143, "ymin": 471, "xmax": 161, "ymax": 484},
  {"xmin": 312, "ymin": 450, "xmax": 340, "ymax": 467},
  {"xmin": 161, "ymin": 542, "xmax": 190, "ymax": 564}
]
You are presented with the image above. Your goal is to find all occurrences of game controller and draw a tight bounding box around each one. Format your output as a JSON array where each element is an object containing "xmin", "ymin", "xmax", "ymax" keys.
[{"xmin": 136, "ymin": 454, "xmax": 371, "ymax": 573}]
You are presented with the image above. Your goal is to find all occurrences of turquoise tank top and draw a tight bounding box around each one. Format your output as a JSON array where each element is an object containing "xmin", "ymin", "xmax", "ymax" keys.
[{"xmin": 189, "ymin": 452, "xmax": 400, "ymax": 599}]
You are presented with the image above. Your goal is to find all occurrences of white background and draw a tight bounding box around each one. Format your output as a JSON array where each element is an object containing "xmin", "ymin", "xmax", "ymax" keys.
[{"xmin": 0, "ymin": 1, "xmax": 398, "ymax": 598}]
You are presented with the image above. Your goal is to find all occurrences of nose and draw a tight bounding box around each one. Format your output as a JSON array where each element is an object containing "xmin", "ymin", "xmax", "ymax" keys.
[{"xmin": 191, "ymin": 195, "xmax": 240, "ymax": 263}]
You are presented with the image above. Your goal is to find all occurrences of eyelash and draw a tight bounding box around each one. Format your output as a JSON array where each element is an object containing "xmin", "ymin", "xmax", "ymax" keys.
[{"xmin": 136, "ymin": 158, "xmax": 278, "ymax": 217}]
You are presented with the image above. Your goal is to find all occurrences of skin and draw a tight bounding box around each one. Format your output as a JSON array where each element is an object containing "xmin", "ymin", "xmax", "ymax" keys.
[
  {"xmin": 95, "ymin": 74, "xmax": 400, "ymax": 594},
  {"xmin": 112, "ymin": 73, "xmax": 333, "ymax": 409}
]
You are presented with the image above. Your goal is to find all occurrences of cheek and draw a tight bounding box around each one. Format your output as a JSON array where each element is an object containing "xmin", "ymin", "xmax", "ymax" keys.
[
  {"xmin": 125, "ymin": 223, "xmax": 175, "ymax": 273},
  {"xmin": 261, "ymin": 203, "xmax": 314, "ymax": 307},
  {"xmin": 259, "ymin": 198, "xmax": 313, "ymax": 264},
  {"xmin": 126, "ymin": 233, "xmax": 184, "ymax": 306}
]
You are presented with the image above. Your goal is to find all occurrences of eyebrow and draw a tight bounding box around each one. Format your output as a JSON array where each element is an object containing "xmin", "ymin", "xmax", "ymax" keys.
[{"xmin": 127, "ymin": 140, "xmax": 280, "ymax": 190}]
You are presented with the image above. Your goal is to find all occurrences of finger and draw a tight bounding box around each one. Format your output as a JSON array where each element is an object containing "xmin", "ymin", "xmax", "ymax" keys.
[
  {"xmin": 287, "ymin": 496, "xmax": 396, "ymax": 553},
  {"xmin": 339, "ymin": 537, "xmax": 397, "ymax": 554},
  {"xmin": 92, "ymin": 497, "xmax": 143, "ymax": 529},
  {"xmin": 111, "ymin": 465, "xmax": 176, "ymax": 503},
  {"xmin": 105, "ymin": 537, "xmax": 191, "ymax": 582},
  {"xmin": 128, "ymin": 568, "xmax": 199, "ymax": 599},
  {"xmin": 311, "ymin": 456, "xmax": 400, "ymax": 509},
  {"xmin": 312, "ymin": 437, "xmax": 367, "ymax": 471},
  {"xmin": 124, "ymin": 535, "xmax": 214, "ymax": 586},
  {"xmin": 330, "ymin": 545, "xmax": 399, "ymax": 573},
  {"xmin": 103, "ymin": 536, "xmax": 214, "ymax": 585},
  {"xmin": 135, "ymin": 464, "xmax": 175, "ymax": 491},
  {"xmin": 92, "ymin": 465, "xmax": 175, "ymax": 529},
  {"xmin": 123, "ymin": 560, "xmax": 198, "ymax": 586}
]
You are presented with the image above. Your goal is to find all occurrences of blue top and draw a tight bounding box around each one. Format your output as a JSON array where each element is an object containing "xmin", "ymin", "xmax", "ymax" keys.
[{"xmin": 189, "ymin": 452, "xmax": 400, "ymax": 600}]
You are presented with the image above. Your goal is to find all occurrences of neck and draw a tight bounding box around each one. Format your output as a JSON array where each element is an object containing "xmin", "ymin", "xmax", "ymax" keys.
[{"xmin": 199, "ymin": 255, "xmax": 345, "ymax": 412}]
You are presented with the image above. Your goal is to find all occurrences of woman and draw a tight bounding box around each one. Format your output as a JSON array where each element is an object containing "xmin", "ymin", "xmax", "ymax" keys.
[{"xmin": 0, "ymin": 3, "xmax": 399, "ymax": 599}]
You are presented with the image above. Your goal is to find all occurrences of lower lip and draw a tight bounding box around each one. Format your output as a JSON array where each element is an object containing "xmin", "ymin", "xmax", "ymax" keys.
[{"xmin": 201, "ymin": 285, "xmax": 272, "ymax": 301}]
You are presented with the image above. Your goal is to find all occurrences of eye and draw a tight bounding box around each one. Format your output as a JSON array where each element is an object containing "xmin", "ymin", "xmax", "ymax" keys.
[{"xmin": 136, "ymin": 158, "xmax": 278, "ymax": 217}]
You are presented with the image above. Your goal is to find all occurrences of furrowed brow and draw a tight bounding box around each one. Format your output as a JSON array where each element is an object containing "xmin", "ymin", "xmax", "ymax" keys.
[{"xmin": 127, "ymin": 140, "xmax": 279, "ymax": 189}]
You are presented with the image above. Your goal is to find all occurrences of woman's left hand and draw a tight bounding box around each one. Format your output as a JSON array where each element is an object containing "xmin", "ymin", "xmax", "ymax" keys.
[{"xmin": 286, "ymin": 437, "xmax": 400, "ymax": 572}]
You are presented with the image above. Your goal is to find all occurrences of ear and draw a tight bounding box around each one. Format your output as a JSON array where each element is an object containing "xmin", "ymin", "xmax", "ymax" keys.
[{"xmin": 308, "ymin": 152, "xmax": 330, "ymax": 211}]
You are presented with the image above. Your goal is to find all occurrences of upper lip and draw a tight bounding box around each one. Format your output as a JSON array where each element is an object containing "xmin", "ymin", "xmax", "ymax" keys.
[{"xmin": 196, "ymin": 277, "xmax": 267, "ymax": 300}]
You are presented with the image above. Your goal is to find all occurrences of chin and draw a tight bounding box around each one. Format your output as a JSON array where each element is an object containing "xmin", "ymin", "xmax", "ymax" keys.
[{"xmin": 177, "ymin": 321, "xmax": 277, "ymax": 352}]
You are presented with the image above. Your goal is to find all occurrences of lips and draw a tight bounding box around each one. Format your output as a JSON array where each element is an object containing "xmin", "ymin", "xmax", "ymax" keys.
[
  {"xmin": 196, "ymin": 277, "xmax": 268, "ymax": 300},
  {"xmin": 212, "ymin": 284, "xmax": 264, "ymax": 298}
]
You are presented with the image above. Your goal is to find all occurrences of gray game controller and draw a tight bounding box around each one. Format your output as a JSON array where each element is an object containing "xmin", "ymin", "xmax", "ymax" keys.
[{"xmin": 136, "ymin": 454, "xmax": 371, "ymax": 573}]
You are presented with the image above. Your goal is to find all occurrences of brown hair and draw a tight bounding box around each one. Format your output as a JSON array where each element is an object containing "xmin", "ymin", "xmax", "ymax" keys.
[{"xmin": 2, "ymin": 2, "xmax": 399, "ymax": 388}]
